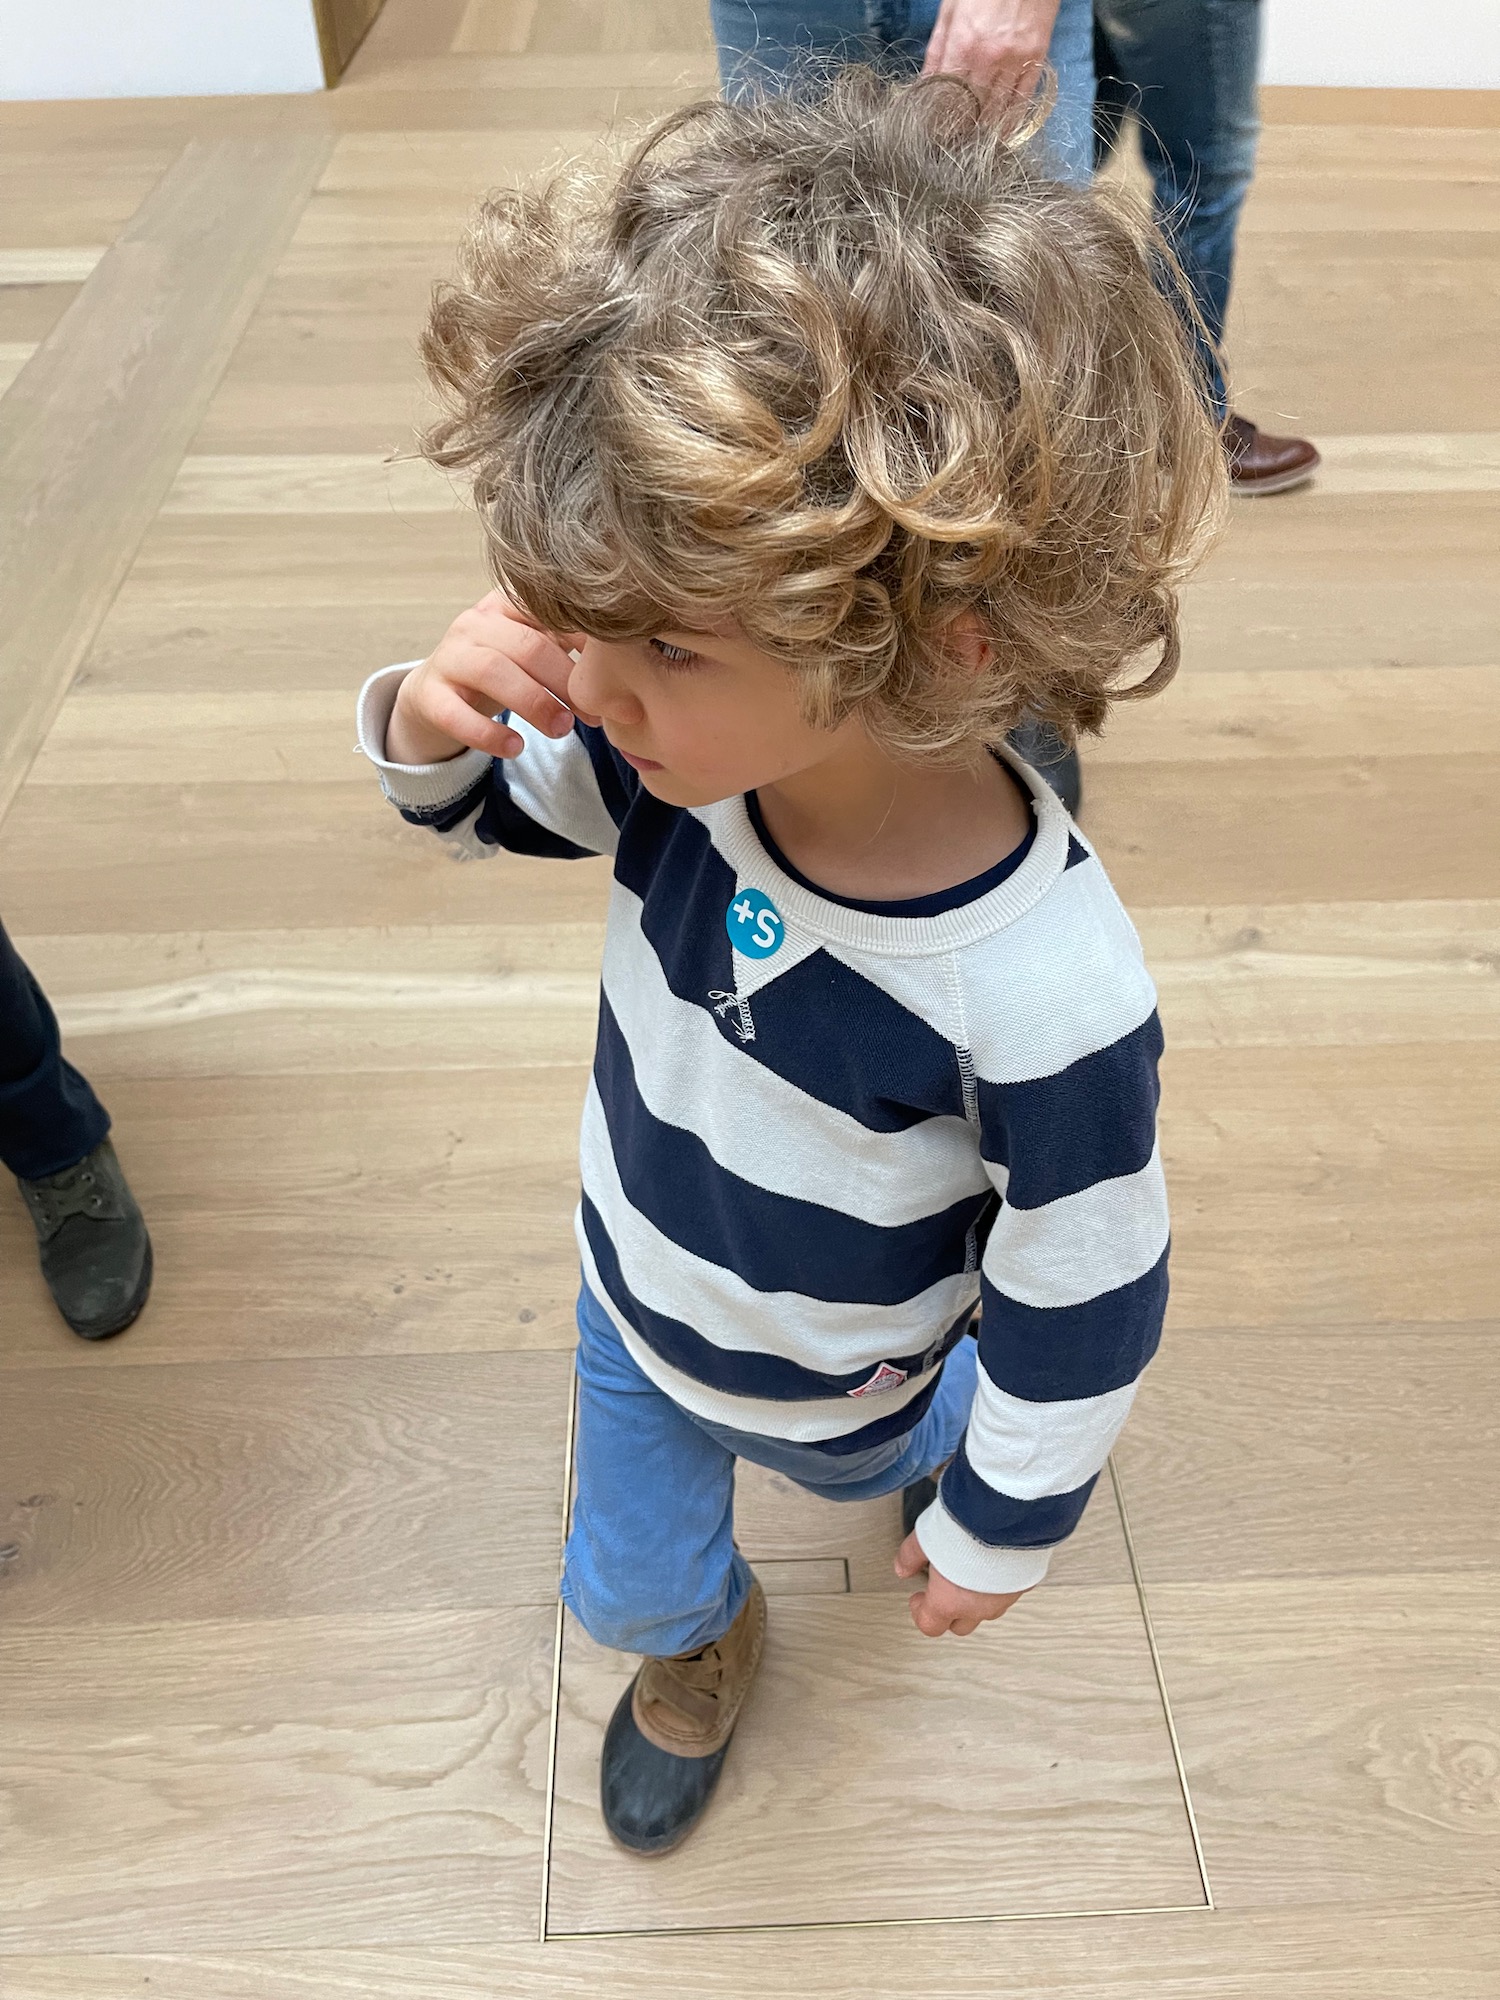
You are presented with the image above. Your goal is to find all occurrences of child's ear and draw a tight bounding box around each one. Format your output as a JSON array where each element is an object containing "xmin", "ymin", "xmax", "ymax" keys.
[{"xmin": 941, "ymin": 609, "xmax": 994, "ymax": 675}]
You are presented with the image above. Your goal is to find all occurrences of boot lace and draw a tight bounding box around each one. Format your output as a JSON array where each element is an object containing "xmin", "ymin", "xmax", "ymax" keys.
[{"xmin": 21, "ymin": 1158, "xmax": 109, "ymax": 1238}]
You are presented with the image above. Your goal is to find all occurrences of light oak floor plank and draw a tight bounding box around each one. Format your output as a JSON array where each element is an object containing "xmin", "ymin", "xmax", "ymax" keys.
[
  {"xmin": 1151, "ymin": 1574, "xmax": 1500, "ymax": 1912},
  {"xmin": 0, "ymin": 1348, "xmax": 573, "ymax": 1619},
  {"xmin": 546, "ymin": 1588, "xmax": 1204, "ymax": 1934},
  {"xmin": 336, "ymin": 51, "xmax": 720, "ymax": 91},
  {"xmin": 0, "ymin": 1608, "xmax": 554, "ymax": 1951},
  {"xmin": 0, "ymin": 338, "xmax": 37, "ymax": 392},
  {"xmin": 1178, "ymin": 490, "xmax": 1500, "ymax": 673},
  {"xmin": 1118, "ymin": 1325, "xmax": 1500, "ymax": 1583},
  {"xmin": 0, "ymin": 136, "xmax": 335, "ymax": 822},
  {"xmin": 1225, "ymin": 232, "xmax": 1500, "ymax": 435},
  {"xmin": 161, "ymin": 453, "xmax": 462, "ymax": 516},
  {"xmin": 22, "ymin": 663, "xmax": 1500, "ymax": 791},
  {"xmin": 1306, "ymin": 431, "xmax": 1500, "ymax": 494},
  {"xmin": 4, "ymin": 1898, "xmax": 1500, "ymax": 2000},
  {"xmin": 1088, "ymin": 755, "xmax": 1497, "ymax": 908},
  {"xmin": 0, "ymin": 782, "xmax": 614, "ymax": 935},
  {"xmin": 0, "ymin": 246, "xmax": 105, "ymax": 283},
  {"xmin": 0, "ymin": 1070, "xmax": 590, "ymax": 1370},
  {"xmin": 1161, "ymin": 1041, "xmax": 1499, "ymax": 1329}
]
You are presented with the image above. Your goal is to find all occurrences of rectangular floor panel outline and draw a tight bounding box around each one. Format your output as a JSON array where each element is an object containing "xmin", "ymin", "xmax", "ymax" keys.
[{"xmin": 536, "ymin": 1368, "xmax": 1213, "ymax": 1942}]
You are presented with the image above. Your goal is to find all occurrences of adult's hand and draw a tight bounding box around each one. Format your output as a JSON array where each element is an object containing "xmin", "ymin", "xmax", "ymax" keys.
[{"xmin": 920, "ymin": 0, "xmax": 1062, "ymax": 125}]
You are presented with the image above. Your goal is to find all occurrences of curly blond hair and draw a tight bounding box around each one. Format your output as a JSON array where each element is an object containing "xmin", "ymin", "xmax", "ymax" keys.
[{"xmin": 421, "ymin": 67, "xmax": 1225, "ymax": 760}]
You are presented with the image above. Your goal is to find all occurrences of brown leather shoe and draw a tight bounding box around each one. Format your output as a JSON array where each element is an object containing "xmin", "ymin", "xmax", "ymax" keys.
[{"xmin": 1226, "ymin": 413, "xmax": 1321, "ymax": 496}]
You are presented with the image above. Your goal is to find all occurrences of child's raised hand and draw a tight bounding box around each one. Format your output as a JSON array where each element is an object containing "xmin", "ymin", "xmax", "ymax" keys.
[
  {"xmin": 895, "ymin": 1531, "xmax": 1028, "ymax": 1638},
  {"xmin": 386, "ymin": 589, "xmax": 592, "ymax": 766}
]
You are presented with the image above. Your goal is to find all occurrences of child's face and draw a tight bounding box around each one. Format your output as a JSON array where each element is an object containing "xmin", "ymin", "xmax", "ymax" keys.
[{"xmin": 564, "ymin": 623, "xmax": 865, "ymax": 807}]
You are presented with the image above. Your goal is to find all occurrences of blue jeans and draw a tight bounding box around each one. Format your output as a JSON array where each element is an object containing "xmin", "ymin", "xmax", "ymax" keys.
[
  {"xmin": 710, "ymin": 0, "xmax": 1100, "ymax": 185},
  {"xmin": 0, "ymin": 916, "xmax": 109, "ymax": 1182},
  {"xmin": 561, "ymin": 1281, "xmax": 978, "ymax": 1657},
  {"xmin": 1094, "ymin": 0, "xmax": 1261, "ymax": 412},
  {"xmin": 709, "ymin": 0, "xmax": 1261, "ymax": 409}
]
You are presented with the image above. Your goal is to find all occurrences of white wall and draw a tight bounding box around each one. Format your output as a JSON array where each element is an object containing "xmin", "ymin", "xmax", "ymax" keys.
[
  {"xmin": 1262, "ymin": 0, "xmax": 1500, "ymax": 91},
  {"xmin": 0, "ymin": 0, "xmax": 325, "ymax": 100}
]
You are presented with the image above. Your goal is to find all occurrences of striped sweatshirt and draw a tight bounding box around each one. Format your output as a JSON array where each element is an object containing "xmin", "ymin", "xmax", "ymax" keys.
[{"xmin": 358, "ymin": 663, "xmax": 1168, "ymax": 1596}]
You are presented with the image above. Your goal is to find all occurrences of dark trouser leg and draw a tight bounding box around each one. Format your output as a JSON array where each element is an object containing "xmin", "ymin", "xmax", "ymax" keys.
[
  {"xmin": 0, "ymin": 915, "xmax": 110, "ymax": 1182},
  {"xmin": 1092, "ymin": 0, "xmax": 1262, "ymax": 416}
]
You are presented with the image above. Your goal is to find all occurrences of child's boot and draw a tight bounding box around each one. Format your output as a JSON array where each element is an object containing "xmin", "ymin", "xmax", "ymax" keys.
[
  {"xmin": 600, "ymin": 1576, "xmax": 766, "ymax": 1856},
  {"xmin": 901, "ymin": 1473, "xmax": 939, "ymax": 1542}
]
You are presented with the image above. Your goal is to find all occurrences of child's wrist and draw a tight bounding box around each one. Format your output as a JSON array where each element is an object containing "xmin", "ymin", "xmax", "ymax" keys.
[{"xmin": 386, "ymin": 698, "xmax": 465, "ymax": 767}]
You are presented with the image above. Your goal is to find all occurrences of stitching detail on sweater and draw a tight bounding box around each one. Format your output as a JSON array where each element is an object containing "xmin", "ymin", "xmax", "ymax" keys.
[
  {"xmin": 941, "ymin": 952, "xmax": 981, "ymax": 1129},
  {"xmin": 708, "ymin": 988, "xmax": 756, "ymax": 1044}
]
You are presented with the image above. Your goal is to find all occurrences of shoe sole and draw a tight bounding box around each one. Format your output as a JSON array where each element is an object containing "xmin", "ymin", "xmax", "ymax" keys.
[
  {"xmin": 70, "ymin": 1237, "xmax": 154, "ymax": 1341},
  {"xmin": 1230, "ymin": 461, "xmax": 1321, "ymax": 497}
]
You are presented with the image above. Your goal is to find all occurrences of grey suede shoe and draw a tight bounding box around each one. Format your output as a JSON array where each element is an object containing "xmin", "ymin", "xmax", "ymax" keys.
[{"xmin": 18, "ymin": 1137, "xmax": 153, "ymax": 1340}]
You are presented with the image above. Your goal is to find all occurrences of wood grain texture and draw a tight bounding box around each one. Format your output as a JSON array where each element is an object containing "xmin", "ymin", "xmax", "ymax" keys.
[
  {"xmin": 1161, "ymin": 1041, "xmax": 1499, "ymax": 1328},
  {"xmin": 0, "ymin": 782, "xmax": 614, "ymax": 935},
  {"xmin": 0, "ymin": 338, "xmax": 36, "ymax": 391},
  {"xmin": 0, "ymin": 146, "xmax": 173, "ymax": 246},
  {"xmin": 0, "ymin": 137, "xmax": 333, "ymax": 824},
  {"xmin": 732, "ymin": 1449, "xmax": 1131, "ymax": 1596},
  {"xmin": 0, "ymin": 246, "xmax": 104, "ymax": 282},
  {"xmin": 337, "ymin": 52, "xmax": 720, "ymax": 91},
  {"xmin": 0, "ymin": 1608, "xmax": 554, "ymax": 1952},
  {"xmin": 0, "ymin": 1348, "xmax": 572, "ymax": 1619},
  {"xmin": 0, "ymin": 1070, "xmax": 590, "ymax": 1370},
  {"xmin": 3, "ymin": 1900, "xmax": 1499, "ymax": 1997},
  {"xmin": 0, "ymin": 281, "xmax": 81, "ymax": 345},
  {"xmin": 546, "ymin": 1589, "xmax": 1204, "ymax": 1934},
  {"xmin": 1177, "ymin": 491, "xmax": 1500, "ymax": 672},
  {"xmin": 1225, "ymin": 233, "xmax": 1500, "ymax": 435},
  {"xmin": 1118, "ymin": 1326, "xmax": 1500, "ymax": 1583},
  {"xmin": 1307, "ymin": 433, "xmax": 1500, "ymax": 494},
  {"xmin": 1087, "ymin": 755, "xmax": 1498, "ymax": 908},
  {"xmin": 1151, "ymin": 1574, "xmax": 1500, "ymax": 1910}
]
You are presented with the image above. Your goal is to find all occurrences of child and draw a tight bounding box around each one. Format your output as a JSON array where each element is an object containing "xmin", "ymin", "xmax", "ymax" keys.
[{"xmin": 357, "ymin": 69, "xmax": 1222, "ymax": 1856}]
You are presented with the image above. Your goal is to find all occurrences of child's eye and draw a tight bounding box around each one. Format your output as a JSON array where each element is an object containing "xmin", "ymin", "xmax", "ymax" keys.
[{"xmin": 648, "ymin": 637, "xmax": 699, "ymax": 669}]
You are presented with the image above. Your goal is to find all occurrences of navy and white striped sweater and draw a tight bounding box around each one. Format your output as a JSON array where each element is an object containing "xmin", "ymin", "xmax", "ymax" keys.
[{"xmin": 358, "ymin": 664, "xmax": 1168, "ymax": 1595}]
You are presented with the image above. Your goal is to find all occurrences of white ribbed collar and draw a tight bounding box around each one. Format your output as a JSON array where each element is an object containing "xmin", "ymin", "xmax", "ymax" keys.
[{"xmin": 698, "ymin": 744, "xmax": 1075, "ymax": 959}]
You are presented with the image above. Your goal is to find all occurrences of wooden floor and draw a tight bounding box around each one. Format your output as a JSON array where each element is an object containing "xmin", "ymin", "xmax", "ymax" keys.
[{"xmin": 2, "ymin": 5, "xmax": 1498, "ymax": 1992}]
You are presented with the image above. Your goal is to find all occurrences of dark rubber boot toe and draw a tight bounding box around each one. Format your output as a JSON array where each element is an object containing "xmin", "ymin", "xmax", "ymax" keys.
[
  {"xmin": 600, "ymin": 1674, "xmax": 733, "ymax": 1856},
  {"xmin": 901, "ymin": 1473, "xmax": 939, "ymax": 1543}
]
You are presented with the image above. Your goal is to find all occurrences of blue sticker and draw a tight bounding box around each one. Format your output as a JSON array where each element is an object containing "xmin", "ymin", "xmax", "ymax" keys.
[{"xmin": 726, "ymin": 887, "xmax": 785, "ymax": 959}]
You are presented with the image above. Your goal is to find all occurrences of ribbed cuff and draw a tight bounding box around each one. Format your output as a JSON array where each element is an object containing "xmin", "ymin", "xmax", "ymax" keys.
[
  {"xmin": 356, "ymin": 662, "xmax": 492, "ymax": 814},
  {"xmin": 913, "ymin": 1494, "xmax": 1054, "ymax": 1596}
]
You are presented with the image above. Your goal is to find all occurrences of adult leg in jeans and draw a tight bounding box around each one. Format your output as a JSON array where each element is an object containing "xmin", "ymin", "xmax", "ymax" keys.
[
  {"xmin": 1093, "ymin": 0, "xmax": 1319, "ymax": 489},
  {"xmin": 709, "ymin": 0, "xmax": 1096, "ymax": 809},
  {"xmin": 711, "ymin": 0, "xmax": 1097, "ymax": 185},
  {"xmin": 2, "ymin": 914, "xmax": 152, "ymax": 1338},
  {"xmin": 0, "ymin": 915, "xmax": 109, "ymax": 1182}
]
